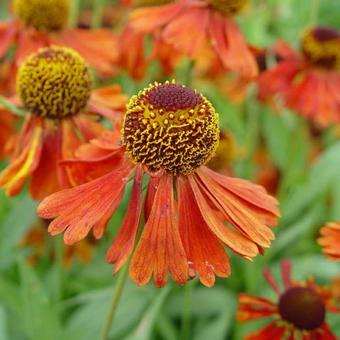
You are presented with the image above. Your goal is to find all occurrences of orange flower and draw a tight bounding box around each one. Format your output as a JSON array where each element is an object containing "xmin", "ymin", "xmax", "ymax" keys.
[
  {"xmin": 129, "ymin": 0, "xmax": 258, "ymax": 79},
  {"xmin": 318, "ymin": 222, "xmax": 340, "ymax": 261},
  {"xmin": 258, "ymin": 27, "xmax": 340, "ymax": 127},
  {"xmin": 0, "ymin": 0, "xmax": 118, "ymax": 92},
  {"xmin": 0, "ymin": 46, "xmax": 127, "ymax": 200},
  {"xmin": 237, "ymin": 260, "xmax": 339, "ymax": 339},
  {"xmin": 38, "ymin": 81, "xmax": 279, "ymax": 288}
]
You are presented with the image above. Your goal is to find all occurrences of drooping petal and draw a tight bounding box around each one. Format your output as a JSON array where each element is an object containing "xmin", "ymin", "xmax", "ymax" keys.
[
  {"xmin": 38, "ymin": 160, "xmax": 134, "ymax": 244},
  {"xmin": 195, "ymin": 169, "xmax": 277, "ymax": 248},
  {"xmin": 0, "ymin": 116, "xmax": 43, "ymax": 196},
  {"xmin": 106, "ymin": 166, "xmax": 144, "ymax": 273},
  {"xmin": 30, "ymin": 122, "xmax": 61, "ymax": 199},
  {"xmin": 52, "ymin": 29, "xmax": 118, "ymax": 77},
  {"xmin": 129, "ymin": 173, "xmax": 188, "ymax": 287},
  {"xmin": 237, "ymin": 293, "xmax": 277, "ymax": 321},
  {"xmin": 129, "ymin": 2, "xmax": 182, "ymax": 33},
  {"xmin": 188, "ymin": 175, "xmax": 260, "ymax": 259},
  {"xmin": 177, "ymin": 176, "xmax": 230, "ymax": 287},
  {"xmin": 209, "ymin": 13, "xmax": 258, "ymax": 78},
  {"xmin": 245, "ymin": 322, "xmax": 286, "ymax": 340},
  {"xmin": 163, "ymin": 7, "xmax": 209, "ymax": 58}
]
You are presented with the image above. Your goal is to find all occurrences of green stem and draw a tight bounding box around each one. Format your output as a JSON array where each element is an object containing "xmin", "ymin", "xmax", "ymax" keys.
[
  {"xmin": 54, "ymin": 235, "xmax": 64, "ymax": 302},
  {"xmin": 92, "ymin": 0, "xmax": 106, "ymax": 29},
  {"xmin": 309, "ymin": 0, "xmax": 320, "ymax": 26},
  {"xmin": 180, "ymin": 280, "xmax": 195, "ymax": 340},
  {"xmin": 0, "ymin": 97, "xmax": 26, "ymax": 117},
  {"xmin": 70, "ymin": 0, "xmax": 81, "ymax": 28},
  {"xmin": 100, "ymin": 264, "xmax": 129, "ymax": 340}
]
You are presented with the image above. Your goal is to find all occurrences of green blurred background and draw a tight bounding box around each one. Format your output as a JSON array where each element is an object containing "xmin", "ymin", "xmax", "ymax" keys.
[{"xmin": 0, "ymin": 0, "xmax": 339, "ymax": 339}]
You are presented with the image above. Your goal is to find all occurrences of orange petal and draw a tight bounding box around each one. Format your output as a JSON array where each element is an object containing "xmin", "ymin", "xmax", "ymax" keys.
[
  {"xmin": 177, "ymin": 176, "xmax": 230, "ymax": 287},
  {"xmin": 106, "ymin": 166, "xmax": 144, "ymax": 273},
  {"xmin": 195, "ymin": 170, "xmax": 276, "ymax": 248},
  {"xmin": 318, "ymin": 222, "xmax": 340, "ymax": 261},
  {"xmin": 245, "ymin": 322, "xmax": 286, "ymax": 340},
  {"xmin": 38, "ymin": 160, "xmax": 134, "ymax": 244},
  {"xmin": 129, "ymin": 3, "xmax": 182, "ymax": 33},
  {"xmin": 188, "ymin": 175, "xmax": 259, "ymax": 259},
  {"xmin": 0, "ymin": 21, "xmax": 17, "ymax": 58},
  {"xmin": 30, "ymin": 123, "xmax": 61, "ymax": 199},
  {"xmin": 163, "ymin": 8, "xmax": 209, "ymax": 58},
  {"xmin": 129, "ymin": 173, "xmax": 189, "ymax": 287},
  {"xmin": 237, "ymin": 293, "xmax": 277, "ymax": 322},
  {"xmin": 0, "ymin": 116, "xmax": 43, "ymax": 196},
  {"xmin": 209, "ymin": 13, "xmax": 258, "ymax": 78}
]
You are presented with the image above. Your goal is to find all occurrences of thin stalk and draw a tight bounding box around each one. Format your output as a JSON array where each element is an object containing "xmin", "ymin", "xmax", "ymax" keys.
[
  {"xmin": 180, "ymin": 280, "xmax": 195, "ymax": 340},
  {"xmin": 100, "ymin": 264, "xmax": 129, "ymax": 340},
  {"xmin": 54, "ymin": 235, "xmax": 64, "ymax": 302},
  {"xmin": 0, "ymin": 97, "xmax": 26, "ymax": 117},
  {"xmin": 70, "ymin": 0, "xmax": 81, "ymax": 28},
  {"xmin": 309, "ymin": 0, "xmax": 320, "ymax": 26},
  {"xmin": 92, "ymin": 0, "xmax": 106, "ymax": 29}
]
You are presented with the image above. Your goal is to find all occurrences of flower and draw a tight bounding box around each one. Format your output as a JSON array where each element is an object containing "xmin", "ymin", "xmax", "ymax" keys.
[
  {"xmin": 258, "ymin": 27, "xmax": 340, "ymax": 127},
  {"xmin": 0, "ymin": 0, "xmax": 118, "ymax": 91},
  {"xmin": 318, "ymin": 222, "xmax": 340, "ymax": 261},
  {"xmin": 0, "ymin": 46, "xmax": 127, "ymax": 199},
  {"xmin": 237, "ymin": 260, "xmax": 339, "ymax": 339},
  {"xmin": 129, "ymin": 0, "xmax": 258, "ymax": 79},
  {"xmin": 0, "ymin": 106, "xmax": 16, "ymax": 160},
  {"xmin": 38, "ymin": 81, "xmax": 279, "ymax": 288}
]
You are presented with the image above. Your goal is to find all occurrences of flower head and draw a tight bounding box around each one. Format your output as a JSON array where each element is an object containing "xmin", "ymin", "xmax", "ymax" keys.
[
  {"xmin": 17, "ymin": 46, "xmax": 92, "ymax": 119},
  {"xmin": 258, "ymin": 26, "xmax": 340, "ymax": 126},
  {"xmin": 38, "ymin": 81, "xmax": 279, "ymax": 287},
  {"xmin": 301, "ymin": 27, "xmax": 340, "ymax": 70},
  {"xmin": 0, "ymin": 47, "xmax": 126, "ymax": 199},
  {"xmin": 13, "ymin": 0, "xmax": 70, "ymax": 32},
  {"xmin": 123, "ymin": 81, "xmax": 219, "ymax": 174},
  {"xmin": 237, "ymin": 260, "xmax": 339, "ymax": 339}
]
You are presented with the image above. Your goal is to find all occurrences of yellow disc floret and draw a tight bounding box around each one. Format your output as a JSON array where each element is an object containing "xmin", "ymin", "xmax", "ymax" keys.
[
  {"xmin": 209, "ymin": 0, "xmax": 248, "ymax": 16},
  {"xmin": 17, "ymin": 46, "xmax": 92, "ymax": 119},
  {"xmin": 13, "ymin": 0, "xmax": 70, "ymax": 32},
  {"xmin": 134, "ymin": 0, "xmax": 174, "ymax": 7},
  {"xmin": 122, "ymin": 81, "xmax": 220, "ymax": 175},
  {"xmin": 301, "ymin": 27, "xmax": 340, "ymax": 70}
]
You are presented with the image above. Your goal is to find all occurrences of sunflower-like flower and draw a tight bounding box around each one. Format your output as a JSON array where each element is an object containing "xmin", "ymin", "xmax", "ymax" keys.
[
  {"xmin": 128, "ymin": 0, "xmax": 258, "ymax": 79},
  {"xmin": 0, "ymin": 46, "xmax": 127, "ymax": 199},
  {"xmin": 237, "ymin": 260, "xmax": 340, "ymax": 339},
  {"xmin": 318, "ymin": 222, "xmax": 340, "ymax": 261},
  {"xmin": 37, "ymin": 81, "xmax": 279, "ymax": 287},
  {"xmin": 258, "ymin": 27, "xmax": 340, "ymax": 127},
  {"xmin": 0, "ymin": 0, "xmax": 118, "ymax": 91}
]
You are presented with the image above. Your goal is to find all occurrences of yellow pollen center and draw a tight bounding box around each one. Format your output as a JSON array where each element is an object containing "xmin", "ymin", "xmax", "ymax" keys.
[
  {"xmin": 13, "ymin": 0, "xmax": 70, "ymax": 32},
  {"xmin": 17, "ymin": 47, "xmax": 92, "ymax": 119},
  {"xmin": 301, "ymin": 27, "xmax": 340, "ymax": 70},
  {"xmin": 122, "ymin": 81, "xmax": 220, "ymax": 175},
  {"xmin": 209, "ymin": 0, "xmax": 248, "ymax": 16}
]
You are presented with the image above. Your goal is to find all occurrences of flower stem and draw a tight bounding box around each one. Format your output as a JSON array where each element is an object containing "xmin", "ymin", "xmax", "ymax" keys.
[
  {"xmin": 70, "ymin": 0, "xmax": 81, "ymax": 28},
  {"xmin": 180, "ymin": 280, "xmax": 195, "ymax": 340},
  {"xmin": 92, "ymin": 0, "xmax": 106, "ymax": 29},
  {"xmin": 100, "ymin": 264, "xmax": 129, "ymax": 340},
  {"xmin": 309, "ymin": 0, "xmax": 320, "ymax": 26}
]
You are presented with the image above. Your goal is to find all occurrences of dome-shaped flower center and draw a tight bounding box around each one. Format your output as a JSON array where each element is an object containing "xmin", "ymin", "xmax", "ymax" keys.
[
  {"xmin": 209, "ymin": 0, "xmax": 248, "ymax": 16},
  {"xmin": 278, "ymin": 287, "xmax": 326, "ymax": 330},
  {"xmin": 301, "ymin": 27, "xmax": 340, "ymax": 70},
  {"xmin": 17, "ymin": 47, "xmax": 92, "ymax": 119},
  {"xmin": 13, "ymin": 0, "xmax": 70, "ymax": 32},
  {"xmin": 122, "ymin": 82, "xmax": 220, "ymax": 175}
]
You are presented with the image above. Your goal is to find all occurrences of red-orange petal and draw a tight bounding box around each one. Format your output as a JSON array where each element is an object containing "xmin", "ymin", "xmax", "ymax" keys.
[
  {"xmin": 129, "ymin": 173, "xmax": 189, "ymax": 287},
  {"xmin": 106, "ymin": 166, "xmax": 144, "ymax": 274},
  {"xmin": 0, "ymin": 21, "xmax": 18, "ymax": 58},
  {"xmin": 245, "ymin": 322, "xmax": 286, "ymax": 340},
  {"xmin": 318, "ymin": 222, "xmax": 340, "ymax": 261},
  {"xmin": 237, "ymin": 293, "xmax": 277, "ymax": 321},
  {"xmin": 0, "ymin": 116, "xmax": 43, "ymax": 196},
  {"xmin": 177, "ymin": 176, "xmax": 230, "ymax": 287},
  {"xmin": 38, "ymin": 160, "xmax": 134, "ymax": 244}
]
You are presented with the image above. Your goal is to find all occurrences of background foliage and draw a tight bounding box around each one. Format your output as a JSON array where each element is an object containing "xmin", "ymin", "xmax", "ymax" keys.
[{"xmin": 0, "ymin": 0, "xmax": 339, "ymax": 339}]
